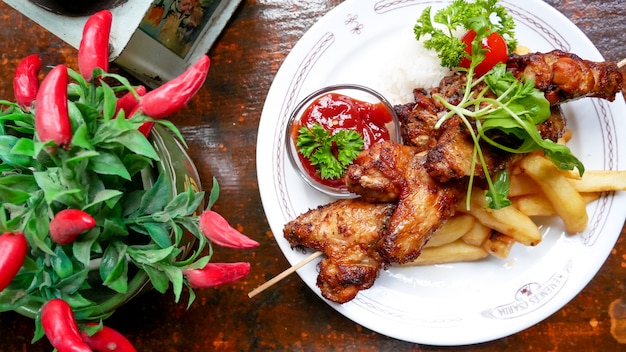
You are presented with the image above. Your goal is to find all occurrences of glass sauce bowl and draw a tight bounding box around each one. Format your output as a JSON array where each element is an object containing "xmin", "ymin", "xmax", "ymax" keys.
[{"xmin": 285, "ymin": 84, "xmax": 401, "ymax": 198}]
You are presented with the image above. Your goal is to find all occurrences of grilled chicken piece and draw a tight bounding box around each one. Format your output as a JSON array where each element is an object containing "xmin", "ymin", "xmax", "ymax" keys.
[
  {"xmin": 507, "ymin": 50, "xmax": 624, "ymax": 105},
  {"xmin": 425, "ymin": 107, "xmax": 566, "ymax": 182},
  {"xmin": 400, "ymin": 51, "xmax": 622, "ymax": 153},
  {"xmin": 396, "ymin": 74, "xmax": 480, "ymax": 151},
  {"xmin": 347, "ymin": 141, "xmax": 462, "ymax": 264},
  {"xmin": 283, "ymin": 199, "xmax": 395, "ymax": 303}
]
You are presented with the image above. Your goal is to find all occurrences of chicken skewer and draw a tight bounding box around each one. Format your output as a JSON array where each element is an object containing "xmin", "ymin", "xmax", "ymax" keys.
[{"xmin": 251, "ymin": 52, "xmax": 624, "ymax": 303}]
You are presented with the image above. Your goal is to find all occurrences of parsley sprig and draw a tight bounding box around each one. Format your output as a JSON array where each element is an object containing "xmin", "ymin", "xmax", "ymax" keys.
[
  {"xmin": 414, "ymin": 0, "xmax": 517, "ymax": 69},
  {"xmin": 296, "ymin": 123, "xmax": 364, "ymax": 180}
]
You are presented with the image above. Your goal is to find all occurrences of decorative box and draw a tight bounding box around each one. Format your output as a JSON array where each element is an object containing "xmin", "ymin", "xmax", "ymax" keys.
[{"xmin": 3, "ymin": 0, "xmax": 242, "ymax": 87}]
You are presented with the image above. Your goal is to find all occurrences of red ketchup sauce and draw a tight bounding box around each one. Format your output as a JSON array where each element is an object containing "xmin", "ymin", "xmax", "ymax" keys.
[{"xmin": 290, "ymin": 92, "xmax": 394, "ymax": 189}]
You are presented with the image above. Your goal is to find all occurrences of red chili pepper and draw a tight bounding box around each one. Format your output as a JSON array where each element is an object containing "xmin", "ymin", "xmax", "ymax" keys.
[
  {"xmin": 199, "ymin": 210, "xmax": 259, "ymax": 249},
  {"xmin": 41, "ymin": 298, "xmax": 92, "ymax": 352},
  {"xmin": 114, "ymin": 85, "xmax": 146, "ymax": 118},
  {"xmin": 13, "ymin": 54, "xmax": 42, "ymax": 111},
  {"xmin": 0, "ymin": 232, "xmax": 28, "ymax": 292},
  {"xmin": 78, "ymin": 10, "xmax": 112, "ymax": 81},
  {"xmin": 81, "ymin": 324, "xmax": 137, "ymax": 352},
  {"xmin": 132, "ymin": 55, "xmax": 210, "ymax": 119},
  {"xmin": 183, "ymin": 262, "xmax": 251, "ymax": 288},
  {"xmin": 49, "ymin": 209, "xmax": 96, "ymax": 245},
  {"xmin": 35, "ymin": 64, "xmax": 71, "ymax": 148}
]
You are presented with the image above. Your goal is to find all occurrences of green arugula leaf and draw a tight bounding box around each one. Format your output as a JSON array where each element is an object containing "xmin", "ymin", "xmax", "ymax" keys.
[{"xmin": 484, "ymin": 171, "xmax": 512, "ymax": 209}]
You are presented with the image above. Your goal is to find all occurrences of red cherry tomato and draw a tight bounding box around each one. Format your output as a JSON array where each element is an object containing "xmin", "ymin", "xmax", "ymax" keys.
[{"xmin": 459, "ymin": 30, "xmax": 508, "ymax": 77}]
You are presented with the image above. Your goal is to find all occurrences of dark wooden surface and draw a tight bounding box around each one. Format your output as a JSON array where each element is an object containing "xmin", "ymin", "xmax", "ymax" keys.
[{"xmin": 1, "ymin": 0, "xmax": 625, "ymax": 350}]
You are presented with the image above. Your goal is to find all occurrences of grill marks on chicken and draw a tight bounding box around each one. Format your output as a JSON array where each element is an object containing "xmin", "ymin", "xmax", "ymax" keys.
[
  {"xmin": 283, "ymin": 51, "xmax": 624, "ymax": 303},
  {"xmin": 507, "ymin": 50, "xmax": 624, "ymax": 105},
  {"xmin": 283, "ymin": 199, "xmax": 395, "ymax": 303}
]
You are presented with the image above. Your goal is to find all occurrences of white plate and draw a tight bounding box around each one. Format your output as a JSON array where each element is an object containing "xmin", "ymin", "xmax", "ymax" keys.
[{"xmin": 256, "ymin": 0, "xmax": 626, "ymax": 345}]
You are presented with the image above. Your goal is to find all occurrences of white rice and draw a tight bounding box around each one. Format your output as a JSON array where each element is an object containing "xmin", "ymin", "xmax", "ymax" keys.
[{"xmin": 373, "ymin": 26, "xmax": 459, "ymax": 105}]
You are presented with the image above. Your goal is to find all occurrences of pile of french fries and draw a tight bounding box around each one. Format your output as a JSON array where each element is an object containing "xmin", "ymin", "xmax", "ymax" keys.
[{"xmin": 405, "ymin": 132, "xmax": 626, "ymax": 266}]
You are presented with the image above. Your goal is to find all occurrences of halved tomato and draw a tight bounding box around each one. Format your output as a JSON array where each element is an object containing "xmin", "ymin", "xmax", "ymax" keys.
[{"xmin": 459, "ymin": 30, "xmax": 508, "ymax": 77}]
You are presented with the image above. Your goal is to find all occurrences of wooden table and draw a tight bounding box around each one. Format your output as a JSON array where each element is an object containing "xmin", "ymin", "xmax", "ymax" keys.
[{"xmin": 0, "ymin": 0, "xmax": 625, "ymax": 350}]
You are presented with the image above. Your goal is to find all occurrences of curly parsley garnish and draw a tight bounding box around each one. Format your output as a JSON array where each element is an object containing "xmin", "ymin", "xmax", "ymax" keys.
[
  {"xmin": 296, "ymin": 123, "xmax": 364, "ymax": 180},
  {"xmin": 413, "ymin": 0, "xmax": 517, "ymax": 69}
]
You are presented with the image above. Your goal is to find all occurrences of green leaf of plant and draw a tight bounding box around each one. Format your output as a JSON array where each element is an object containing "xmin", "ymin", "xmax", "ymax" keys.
[
  {"xmin": 100, "ymin": 218, "xmax": 128, "ymax": 240},
  {"xmin": 127, "ymin": 245, "xmax": 176, "ymax": 264},
  {"xmin": 33, "ymin": 168, "xmax": 83, "ymax": 207},
  {"xmin": 52, "ymin": 246, "xmax": 75, "ymax": 279},
  {"xmin": 88, "ymin": 151, "xmax": 131, "ymax": 180},
  {"xmin": 100, "ymin": 81, "xmax": 117, "ymax": 121},
  {"xmin": 66, "ymin": 150, "xmax": 100, "ymax": 164},
  {"xmin": 100, "ymin": 241, "xmax": 129, "ymax": 293},
  {"xmin": 138, "ymin": 174, "xmax": 171, "ymax": 216},
  {"xmin": 0, "ymin": 183, "xmax": 33, "ymax": 204},
  {"xmin": 56, "ymin": 268, "xmax": 90, "ymax": 294},
  {"xmin": 59, "ymin": 290, "xmax": 96, "ymax": 308},
  {"xmin": 9, "ymin": 137, "xmax": 36, "ymax": 158},
  {"xmin": 116, "ymin": 129, "xmax": 159, "ymax": 161},
  {"xmin": 67, "ymin": 101, "xmax": 86, "ymax": 133},
  {"xmin": 142, "ymin": 265, "xmax": 170, "ymax": 294},
  {"xmin": 23, "ymin": 202, "xmax": 55, "ymax": 255},
  {"xmin": 0, "ymin": 135, "xmax": 32, "ymax": 167},
  {"xmin": 104, "ymin": 269, "xmax": 128, "ymax": 294},
  {"xmin": 207, "ymin": 177, "xmax": 219, "ymax": 209},
  {"xmin": 85, "ymin": 189, "xmax": 124, "ymax": 211},
  {"xmin": 122, "ymin": 154, "xmax": 153, "ymax": 178},
  {"xmin": 72, "ymin": 123, "xmax": 95, "ymax": 150},
  {"xmin": 162, "ymin": 265, "xmax": 183, "ymax": 303},
  {"xmin": 142, "ymin": 222, "xmax": 172, "ymax": 248},
  {"xmin": 72, "ymin": 228, "xmax": 101, "ymax": 267}
]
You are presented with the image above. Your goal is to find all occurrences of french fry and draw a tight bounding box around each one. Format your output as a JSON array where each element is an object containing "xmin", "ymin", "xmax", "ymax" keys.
[
  {"xmin": 483, "ymin": 232, "xmax": 516, "ymax": 259},
  {"xmin": 425, "ymin": 214, "xmax": 475, "ymax": 247},
  {"xmin": 582, "ymin": 192, "xmax": 601, "ymax": 204},
  {"xmin": 512, "ymin": 194, "xmax": 556, "ymax": 217},
  {"xmin": 519, "ymin": 154, "xmax": 588, "ymax": 233},
  {"xmin": 465, "ymin": 189, "xmax": 543, "ymax": 246},
  {"xmin": 461, "ymin": 219, "xmax": 492, "ymax": 246},
  {"xmin": 509, "ymin": 173, "xmax": 542, "ymax": 197},
  {"xmin": 404, "ymin": 240, "xmax": 488, "ymax": 266},
  {"xmin": 568, "ymin": 170, "xmax": 626, "ymax": 192}
]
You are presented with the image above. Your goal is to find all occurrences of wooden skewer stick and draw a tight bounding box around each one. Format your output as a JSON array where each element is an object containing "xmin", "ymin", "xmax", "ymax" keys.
[
  {"xmin": 618, "ymin": 58, "xmax": 626, "ymax": 68},
  {"xmin": 248, "ymin": 251, "xmax": 324, "ymax": 298}
]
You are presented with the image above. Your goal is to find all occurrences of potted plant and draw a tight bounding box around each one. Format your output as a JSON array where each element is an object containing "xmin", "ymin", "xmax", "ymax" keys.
[{"xmin": 0, "ymin": 9, "xmax": 257, "ymax": 351}]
